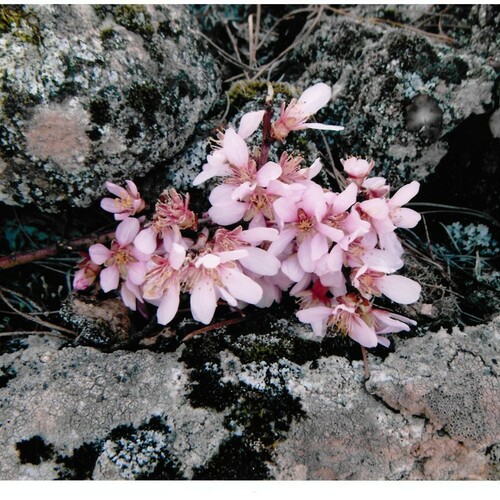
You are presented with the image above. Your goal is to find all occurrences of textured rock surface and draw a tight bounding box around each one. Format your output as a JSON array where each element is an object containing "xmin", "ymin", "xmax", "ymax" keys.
[
  {"xmin": 270, "ymin": 316, "xmax": 500, "ymax": 480},
  {"xmin": 0, "ymin": 336, "xmax": 228, "ymax": 479},
  {"xmin": 1, "ymin": 316, "xmax": 498, "ymax": 479},
  {"xmin": 288, "ymin": 8, "xmax": 498, "ymax": 186},
  {"xmin": 0, "ymin": 4, "xmax": 221, "ymax": 211}
]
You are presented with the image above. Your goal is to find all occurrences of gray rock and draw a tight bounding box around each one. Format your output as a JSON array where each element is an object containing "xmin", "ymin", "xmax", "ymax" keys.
[
  {"xmin": 0, "ymin": 4, "xmax": 221, "ymax": 211},
  {"xmin": 0, "ymin": 335, "xmax": 228, "ymax": 479},
  {"xmin": 290, "ymin": 13, "xmax": 497, "ymax": 186},
  {"xmin": 270, "ymin": 316, "xmax": 500, "ymax": 480}
]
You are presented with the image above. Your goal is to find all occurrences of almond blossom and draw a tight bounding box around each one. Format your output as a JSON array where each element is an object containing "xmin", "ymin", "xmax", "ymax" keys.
[
  {"xmin": 100, "ymin": 180, "xmax": 146, "ymax": 220},
  {"xmin": 89, "ymin": 217, "xmax": 150, "ymax": 293},
  {"xmin": 271, "ymin": 83, "xmax": 344, "ymax": 142}
]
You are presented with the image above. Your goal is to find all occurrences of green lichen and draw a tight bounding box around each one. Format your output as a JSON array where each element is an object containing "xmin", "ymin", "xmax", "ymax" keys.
[
  {"xmin": 94, "ymin": 5, "xmax": 154, "ymax": 40},
  {"xmin": 227, "ymin": 80, "xmax": 295, "ymax": 108},
  {"xmin": 0, "ymin": 5, "xmax": 42, "ymax": 45}
]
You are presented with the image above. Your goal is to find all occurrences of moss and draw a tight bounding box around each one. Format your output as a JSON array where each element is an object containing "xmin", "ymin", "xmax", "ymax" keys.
[
  {"xmin": 126, "ymin": 82, "xmax": 162, "ymax": 125},
  {"xmin": 95, "ymin": 5, "xmax": 154, "ymax": 40},
  {"xmin": 438, "ymin": 57, "xmax": 470, "ymax": 84},
  {"xmin": 57, "ymin": 441, "xmax": 102, "ymax": 480},
  {"xmin": 0, "ymin": 5, "xmax": 42, "ymax": 45},
  {"xmin": 16, "ymin": 436, "xmax": 54, "ymax": 465},
  {"xmin": 227, "ymin": 80, "xmax": 295, "ymax": 109},
  {"xmin": 89, "ymin": 98, "xmax": 111, "ymax": 126},
  {"xmin": 192, "ymin": 436, "xmax": 271, "ymax": 480}
]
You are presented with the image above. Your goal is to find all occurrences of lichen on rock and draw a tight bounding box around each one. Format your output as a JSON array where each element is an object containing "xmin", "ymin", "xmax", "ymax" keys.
[{"xmin": 0, "ymin": 4, "xmax": 221, "ymax": 212}]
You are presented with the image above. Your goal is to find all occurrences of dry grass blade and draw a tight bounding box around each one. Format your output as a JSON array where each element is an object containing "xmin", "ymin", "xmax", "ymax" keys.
[
  {"xmin": 0, "ymin": 330, "xmax": 66, "ymax": 339},
  {"xmin": 0, "ymin": 288, "xmax": 75, "ymax": 336},
  {"xmin": 182, "ymin": 317, "xmax": 245, "ymax": 342}
]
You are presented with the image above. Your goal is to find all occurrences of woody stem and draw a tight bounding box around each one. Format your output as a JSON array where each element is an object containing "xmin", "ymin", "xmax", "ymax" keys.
[
  {"xmin": 0, "ymin": 231, "xmax": 116, "ymax": 271},
  {"xmin": 258, "ymin": 104, "xmax": 274, "ymax": 168}
]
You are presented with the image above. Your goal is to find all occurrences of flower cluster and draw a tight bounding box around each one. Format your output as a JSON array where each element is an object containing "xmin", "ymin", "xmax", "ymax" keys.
[{"xmin": 75, "ymin": 82, "xmax": 422, "ymax": 348}]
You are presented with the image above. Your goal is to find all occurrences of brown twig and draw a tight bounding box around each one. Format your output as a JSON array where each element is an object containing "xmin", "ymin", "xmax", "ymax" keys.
[
  {"xmin": 0, "ymin": 288, "xmax": 76, "ymax": 336},
  {"xmin": 0, "ymin": 230, "xmax": 115, "ymax": 271},
  {"xmin": 182, "ymin": 317, "xmax": 246, "ymax": 342},
  {"xmin": 360, "ymin": 346, "xmax": 370, "ymax": 380}
]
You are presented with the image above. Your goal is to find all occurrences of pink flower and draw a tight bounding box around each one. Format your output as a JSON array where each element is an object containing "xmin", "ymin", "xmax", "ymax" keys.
[
  {"xmin": 73, "ymin": 253, "xmax": 100, "ymax": 290},
  {"xmin": 142, "ymin": 243, "xmax": 186, "ymax": 325},
  {"xmin": 208, "ymin": 128, "xmax": 282, "ymax": 225},
  {"xmin": 341, "ymin": 157, "xmax": 374, "ymax": 183},
  {"xmin": 89, "ymin": 218, "xmax": 150, "ymax": 293},
  {"xmin": 100, "ymin": 180, "xmax": 146, "ymax": 220},
  {"xmin": 271, "ymin": 83, "xmax": 343, "ymax": 141},
  {"xmin": 186, "ymin": 249, "xmax": 263, "ymax": 324},
  {"xmin": 351, "ymin": 265, "xmax": 422, "ymax": 304}
]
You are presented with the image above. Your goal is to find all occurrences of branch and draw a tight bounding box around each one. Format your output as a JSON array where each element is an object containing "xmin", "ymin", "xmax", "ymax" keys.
[{"xmin": 0, "ymin": 230, "xmax": 115, "ymax": 271}]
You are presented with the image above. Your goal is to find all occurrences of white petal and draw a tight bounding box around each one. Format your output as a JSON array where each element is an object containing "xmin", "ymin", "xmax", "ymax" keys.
[
  {"xmin": 100, "ymin": 265, "xmax": 120, "ymax": 292},
  {"xmin": 191, "ymin": 279, "xmax": 217, "ymax": 325},
  {"xmin": 238, "ymin": 110, "xmax": 265, "ymax": 139},
  {"xmin": 296, "ymin": 306, "xmax": 332, "ymax": 324},
  {"xmin": 217, "ymin": 249, "xmax": 249, "ymax": 263},
  {"xmin": 378, "ymin": 275, "xmax": 421, "ymax": 304},
  {"xmin": 220, "ymin": 268, "xmax": 263, "ymax": 305},
  {"xmin": 157, "ymin": 286, "xmax": 180, "ymax": 325},
  {"xmin": 298, "ymin": 83, "xmax": 331, "ymax": 114},
  {"xmin": 256, "ymin": 161, "xmax": 282, "ymax": 187},
  {"xmin": 116, "ymin": 217, "xmax": 140, "ymax": 246},
  {"xmin": 195, "ymin": 253, "xmax": 221, "ymax": 269},
  {"xmin": 305, "ymin": 123, "xmax": 344, "ymax": 131},
  {"xmin": 389, "ymin": 181, "xmax": 420, "ymax": 207},
  {"xmin": 89, "ymin": 243, "xmax": 112, "ymax": 265},
  {"xmin": 134, "ymin": 227, "xmax": 157, "ymax": 254},
  {"xmin": 169, "ymin": 243, "xmax": 186, "ymax": 270},
  {"xmin": 223, "ymin": 128, "xmax": 249, "ymax": 168},
  {"xmin": 209, "ymin": 202, "xmax": 248, "ymax": 225},
  {"xmin": 239, "ymin": 247, "xmax": 281, "ymax": 276},
  {"xmin": 239, "ymin": 227, "xmax": 279, "ymax": 244}
]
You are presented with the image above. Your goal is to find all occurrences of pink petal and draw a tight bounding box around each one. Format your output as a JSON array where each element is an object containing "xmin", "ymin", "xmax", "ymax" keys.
[
  {"xmin": 239, "ymin": 247, "xmax": 281, "ymax": 276},
  {"xmin": 256, "ymin": 162, "xmax": 282, "ymax": 187},
  {"xmin": 273, "ymin": 197, "xmax": 299, "ymax": 226},
  {"xmin": 209, "ymin": 183, "xmax": 235, "ymax": 205},
  {"xmin": 195, "ymin": 253, "xmax": 221, "ymax": 269},
  {"xmin": 231, "ymin": 181, "xmax": 255, "ymax": 201},
  {"xmin": 378, "ymin": 275, "xmax": 421, "ymax": 304},
  {"xmin": 296, "ymin": 306, "xmax": 332, "ymax": 324},
  {"xmin": 217, "ymin": 249, "xmax": 249, "ymax": 263},
  {"xmin": 169, "ymin": 243, "xmax": 186, "ymax": 270},
  {"xmin": 238, "ymin": 110, "xmax": 265, "ymax": 139},
  {"xmin": 190, "ymin": 279, "xmax": 217, "ymax": 324},
  {"xmin": 157, "ymin": 285, "xmax": 180, "ymax": 325},
  {"xmin": 121, "ymin": 283, "xmax": 137, "ymax": 310},
  {"xmin": 297, "ymin": 237, "xmax": 315, "ymax": 273},
  {"xmin": 209, "ymin": 201, "xmax": 248, "ymax": 225},
  {"xmin": 281, "ymin": 254, "xmax": 305, "ymax": 282},
  {"xmin": 331, "ymin": 182, "xmax": 358, "ymax": 213},
  {"xmin": 100, "ymin": 197, "xmax": 122, "ymax": 214},
  {"xmin": 389, "ymin": 181, "xmax": 420, "ymax": 207},
  {"xmin": 302, "ymin": 158, "xmax": 322, "ymax": 179},
  {"xmin": 348, "ymin": 315, "xmax": 378, "ymax": 348},
  {"xmin": 391, "ymin": 207, "xmax": 421, "ymax": 228},
  {"xmin": 268, "ymin": 228, "xmax": 297, "ymax": 257},
  {"xmin": 100, "ymin": 265, "xmax": 120, "ymax": 292},
  {"xmin": 240, "ymin": 227, "xmax": 278, "ymax": 244},
  {"xmin": 217, "ymin": 286, "xmax": 238, "ymax": 307},
  {"xmin": 301, "ymin": 184, "xmax": 326, "ymax": 221},
  {"xmin": 134, "ymin": 227, "xmax": 158, "ymax": 255},
  {"xmin": 316, "ymin": 222, "xmax": 344, "ymax": 243},
  {"xmin": 305, "ymin": 123, "xmax": 344, "ymax": 131},
  {"xmin": 89, "ymin": 243, "xmax": 112, "ymax": 265},
  {"xmin": 105, "ymin": 181, "xmax": 128, "ymax": 198},
  {"xmin": 310, "ymin": 232, "xmax": 328, "ymax": 261},
  {"xmin": 125, "ymin": 180, "xmax": 139, "ymax": 197},
  {"xmin": 223, "ymin": 128, "xmax": 249, "ymax": 168},
  {"xmin": 360, "ymin": 198, "xmax": 389, "ymax": 220},
  {"xmin": 298, "ymin": 83, "xmax": 331, "ymax": 115},
  {"xmin": 219, "ymin": 267, "xmax": 263, "ymax": 305},
  {"xmin": 127, "ymin": 261, "xmax": 147, "ymax": 286},
  {"xmin": 193, "ymin": 161, "xmax": 231, "ymax": 186},
  {"xmin": 116, "ymin": 217, "xmax": 140, "ymax": 246}
]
